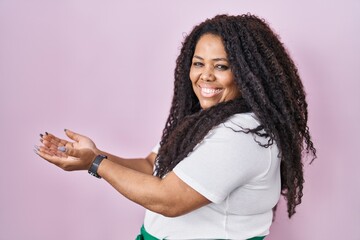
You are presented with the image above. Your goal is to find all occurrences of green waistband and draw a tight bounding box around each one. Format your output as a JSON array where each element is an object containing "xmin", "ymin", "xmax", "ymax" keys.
[
  {"xmin": 135, "ymin": 225, "xmax": 265, "ymax": 240},
  {"xmin": 136, "ymin": 225, "xmax": 159, "ymax": 240},
  {"xmin": 248, "ymin": 237, "xmax": 265, "ymax": 240}
]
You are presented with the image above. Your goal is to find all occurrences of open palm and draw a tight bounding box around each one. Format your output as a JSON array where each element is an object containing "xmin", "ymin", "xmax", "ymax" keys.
[
  {"xmin": 36, "ymin": 129, "xmax": 99, "ymax": 171},
  {"xmin": 41, "ymin": 129, "xmax": 97, "ymax": 154}
]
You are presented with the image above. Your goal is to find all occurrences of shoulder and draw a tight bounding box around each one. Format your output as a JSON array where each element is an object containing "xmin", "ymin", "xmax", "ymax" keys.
[
  {"xmin": 203, "ymin": 112, "xmax": 259, "ymax": 140},
  {"xmin": 211, "ymin": 112, "xmax": 261, "ymax": 134},
  {"xmin": 205, "ymin": 112, "xmax": 268, "ymax": 146},
  {"xmin": 223, "ymin": 112, "xmax": 260, "ymax": 129}
]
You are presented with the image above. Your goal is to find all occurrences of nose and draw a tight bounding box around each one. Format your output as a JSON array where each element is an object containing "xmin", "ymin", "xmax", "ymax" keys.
[{"xmin": 200, "ymin": 67, "xmax": 215, "ymax": 82}]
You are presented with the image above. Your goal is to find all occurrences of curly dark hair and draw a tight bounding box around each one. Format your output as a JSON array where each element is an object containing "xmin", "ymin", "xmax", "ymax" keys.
[{"xmin": 154, "ymin": 14, "xmax": 316, "ymax": 218}]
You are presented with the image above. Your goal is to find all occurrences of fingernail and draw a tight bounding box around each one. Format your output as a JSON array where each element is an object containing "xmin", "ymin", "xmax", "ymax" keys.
[
  {"xmin": 64, "ymin": 129, "xmax": 67, "ymax": 132},
  {"xmin": 40, "ymin": 133, "xmax": 43, "ymax": 138},
  {"xmin": 34, "ymin": 145, "xmax": 40, "ymax": 151},
  {"xmin": 58, "ymin": 146, "xmax": 66, "ymax": 152},
  {"xmin": 45, "ymin": 132, "xmax": 48, "ymax": 135}
]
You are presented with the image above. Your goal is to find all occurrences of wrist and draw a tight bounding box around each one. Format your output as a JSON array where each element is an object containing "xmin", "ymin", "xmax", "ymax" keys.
[
  {"xmin": 93, "ymin": 148, "xmax": 102, "ymax": 156},
  {"xmin": 88, "ymin": 155, "xmax": 107, "ymax": 178}
]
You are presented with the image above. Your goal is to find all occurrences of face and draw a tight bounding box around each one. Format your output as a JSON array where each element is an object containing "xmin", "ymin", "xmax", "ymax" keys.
[{"xmin": 190, "ymin": 34, "xmax": 240, "ymax": 109}]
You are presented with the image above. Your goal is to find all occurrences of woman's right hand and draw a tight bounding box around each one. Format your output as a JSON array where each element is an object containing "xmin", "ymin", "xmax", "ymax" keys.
[
  {"xmin": 35, "ymin": 129, "xmax": 100, "ymax": 171},
  {"xmin": 40, "ymin": 129, "xmax": 99, "ymax": 156}
]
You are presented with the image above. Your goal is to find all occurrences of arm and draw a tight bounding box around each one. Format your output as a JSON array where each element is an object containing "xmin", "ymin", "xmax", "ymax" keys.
[
  {"xmin": 36, "ymin": 129, "xmax": 210, "ymax": 217},
  {"xmin": 97, "ymin": 150, "xmax": 156, "ymax": 175},
  {"xmin": 41, "ymin": 129, "xmax": 155, "ymax": 174},
  {"xmin": 97, "ymin": 159, "xmax": 210, "ymax": 217}
]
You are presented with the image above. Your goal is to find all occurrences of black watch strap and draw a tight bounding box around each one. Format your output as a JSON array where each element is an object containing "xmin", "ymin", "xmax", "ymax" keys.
[{"xmin": 88, "ymin": 155, "xmax": 107, "ymax": 178}]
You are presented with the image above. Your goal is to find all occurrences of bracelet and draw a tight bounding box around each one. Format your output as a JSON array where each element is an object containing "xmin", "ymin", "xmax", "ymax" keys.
[{"xmin": 88, "ymin": 155, "xmax": 107, "ymax": 178}]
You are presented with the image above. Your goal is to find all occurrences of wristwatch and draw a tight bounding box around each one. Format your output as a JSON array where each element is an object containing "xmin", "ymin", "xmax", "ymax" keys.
[{"xmin": 88, "ymin": 154, "xmax": 107, "ymax": 178}]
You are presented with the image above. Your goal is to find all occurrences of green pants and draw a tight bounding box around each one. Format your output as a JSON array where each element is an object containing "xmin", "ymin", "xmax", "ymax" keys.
[{"xmin": 136, "ymin": 225, "xmax": 265, "ymax": 240}]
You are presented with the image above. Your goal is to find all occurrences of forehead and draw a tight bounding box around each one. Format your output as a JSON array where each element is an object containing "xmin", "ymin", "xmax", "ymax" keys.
[{"xmin": 194, "ymin": 34, "xmax": 227, "ymax": 56}]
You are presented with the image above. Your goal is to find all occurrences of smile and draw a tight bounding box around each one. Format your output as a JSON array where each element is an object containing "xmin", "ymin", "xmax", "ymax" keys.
[{"xmin": 200, "ymin": 87, "xmax": 222, "ymax": 97}]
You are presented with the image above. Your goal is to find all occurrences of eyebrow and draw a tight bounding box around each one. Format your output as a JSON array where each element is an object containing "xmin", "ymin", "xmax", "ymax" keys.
[{"xmin": 193, "ymin": 55, "xmax": 228, "ymax": 62}]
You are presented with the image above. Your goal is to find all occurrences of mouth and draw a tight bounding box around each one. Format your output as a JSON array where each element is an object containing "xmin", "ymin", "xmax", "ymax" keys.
[{"xmin": 200, "ymin": 87, "xmax": 223, "ymax": 98}]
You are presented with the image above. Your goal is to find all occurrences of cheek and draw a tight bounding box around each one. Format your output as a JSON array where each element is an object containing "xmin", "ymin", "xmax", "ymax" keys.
[
  {"xmin": 189, "ymin": 70, "xmax": 195, "ymax": 83},
  {"xmin": 222, "ymin": 75, "xmax": 239, "ymax": 95},
  {"xmin": 221, "ymin": 74, "xmax": 236, "ymax": 88},
  {"xmin": 229, "ymin": 83, "xmax": 240, "ymax": 97}
]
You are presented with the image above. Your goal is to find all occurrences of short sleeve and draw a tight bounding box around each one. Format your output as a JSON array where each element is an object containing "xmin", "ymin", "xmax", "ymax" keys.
[{"xmin": 172, "ymin": 114, "xmax": 271, "ymax": 204}]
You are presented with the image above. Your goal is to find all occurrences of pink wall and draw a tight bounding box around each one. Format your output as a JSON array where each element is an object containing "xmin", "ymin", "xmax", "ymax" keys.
[{"xmin": 1, "ymin": 0, "xmax": 359, "ymax": 239}]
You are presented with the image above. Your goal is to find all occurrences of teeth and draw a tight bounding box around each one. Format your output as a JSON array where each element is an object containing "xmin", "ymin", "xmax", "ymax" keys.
[{"xmin": 201, "ymin": 88, "xmax": 221, "ymax": 94}]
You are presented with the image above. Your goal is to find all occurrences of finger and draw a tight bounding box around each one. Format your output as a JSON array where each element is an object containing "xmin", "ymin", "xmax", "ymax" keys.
[
  {"xmin": 40, "ymin": 139, "xmax": 71, "ymax": 155},
  {"xmin": 37, "ymin": 145, "xmax": 59, "ymax": 157},
  {"xmin": 35, "ymin": 145, "xmax": 65, "ymax": 161},
  {"xmin": 41, "ymin": 132, "xmax": 61, "ymax": 141},
  {"xmin": 40, "ymin": 132, "xmax": 65, "ymax": 143},
  {"xmin": 41, "ymin": 133, "xmax": 74, "ymax": 148},
  {"xmin": 35, "ymin": 146, "xmax": 73, "ymax": 170},
  {"xmin": 58, "ymin": 146, "xmax": 82, "ymax": 158},
  {"xmin": 36, "ymin": 145, "xmax": 53, "ymax": 155},
  {"xmin": 39, "ymin": 145, "xmax": 68, "ymax": 159},
  {"xmin": 64, "ymin": 129, "xmax": 85, "ymax": 143},
  {"xmin": 41, "ymin": 133, "xmax": 63, "ymax": 145},
  {"xmin": 41, "ymin": 138, "xmax": 60, "ymax": 150}
]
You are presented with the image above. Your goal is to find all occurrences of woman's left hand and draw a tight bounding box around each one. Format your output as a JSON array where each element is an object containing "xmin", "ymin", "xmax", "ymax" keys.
[{"xmin": 35, "ymin": 133, "xmax": 96, "ymax": 171}]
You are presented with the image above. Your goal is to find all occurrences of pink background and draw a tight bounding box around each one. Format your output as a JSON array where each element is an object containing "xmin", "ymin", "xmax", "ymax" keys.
[{"xmin": 1, "ymin": 0, "xmax": 359, "ymax": 239}]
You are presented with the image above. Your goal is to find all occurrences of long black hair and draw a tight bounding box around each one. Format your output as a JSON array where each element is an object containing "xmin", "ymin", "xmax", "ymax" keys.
[{"xmin": 154, "ymin": 14, "xmax": 316, "ymax": 218}]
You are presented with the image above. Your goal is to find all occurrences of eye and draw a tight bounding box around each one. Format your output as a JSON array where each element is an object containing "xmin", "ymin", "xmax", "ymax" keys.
[
  {"xmin": 192, "ymin": 62, "xmax": 204, "ymax": 67},
  {"xmin": 215, "ymin": 64, "xmax": 229, "ymax": 71}
]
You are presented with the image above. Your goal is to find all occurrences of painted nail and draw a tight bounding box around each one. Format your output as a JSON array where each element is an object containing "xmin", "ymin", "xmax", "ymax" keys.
[
  {"xmin": 40, "ymin": 133, "xmax": 43, "ymax": 138},
  {"xmin": 58, "ymin": 146, "xmax": 66, "ymax": 152},
  {"xmin": 64, "ymin": 129, "xmax": 67, "ymax": 132},
  {"xmin": 45, "ymin": 132, "xmax": 48, "ymax": 135}
]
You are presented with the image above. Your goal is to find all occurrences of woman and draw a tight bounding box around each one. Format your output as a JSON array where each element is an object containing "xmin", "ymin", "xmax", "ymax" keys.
[{"xmin": 35, "ymin": 14, "xmax": 316, "ymax": 239}]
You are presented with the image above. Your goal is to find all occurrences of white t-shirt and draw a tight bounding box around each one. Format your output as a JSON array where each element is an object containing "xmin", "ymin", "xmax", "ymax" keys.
[{"xmin": 144, "ymin": 113, "xmax": 281, "ymax": 239}]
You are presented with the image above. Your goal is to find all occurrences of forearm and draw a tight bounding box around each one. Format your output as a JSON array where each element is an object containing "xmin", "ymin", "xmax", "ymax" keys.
[
  {"xmin": 97, "ymin": 158, "xmax": 209, "ymax": 217},
  {"xmin": 95, "ymin": 149, "xmax": 155, "ymax": 175},
  {"xmin": 97, "ymin": 158, "xmax": 170, "ymax": 215}
]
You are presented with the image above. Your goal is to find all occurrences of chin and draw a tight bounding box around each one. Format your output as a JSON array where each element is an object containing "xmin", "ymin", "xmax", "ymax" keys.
[{"xmin": 200, "ymin": 101, "xmax": 217, "ymax": 109}]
